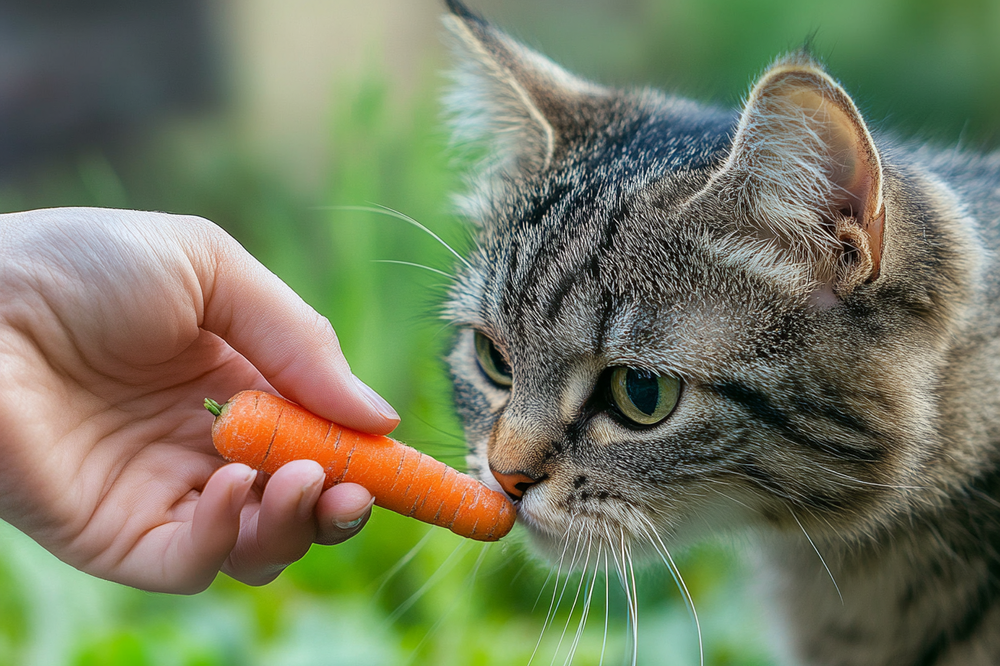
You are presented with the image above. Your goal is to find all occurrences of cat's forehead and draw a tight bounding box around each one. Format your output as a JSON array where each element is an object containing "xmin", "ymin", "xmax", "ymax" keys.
[
  {"xmin": 470, "ymin": 94, "xmax": 739, "ymax": 304},
  {"xmin": 488, "ymin": 93, "xmax": 737, "ymax": 228},
  {"xmin": 454, "ymin": 201, "xmax": 799, "ymax": 379},
  {"xmin": 446, "ymin": 92, "xmax": 806, "ymax": 378}
]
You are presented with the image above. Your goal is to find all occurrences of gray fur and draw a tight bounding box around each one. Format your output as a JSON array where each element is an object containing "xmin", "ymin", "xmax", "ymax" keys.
[{"xmin": 441, "ymin": 2, "xmax": 1000, "ymax": 664}]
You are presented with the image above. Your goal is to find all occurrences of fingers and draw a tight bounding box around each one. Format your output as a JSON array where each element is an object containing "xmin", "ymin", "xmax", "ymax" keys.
[
  {"xmin": 315, "ymin": 482, "xmax": 376, "ymax": 546},
  {"xmin": 222, "ymin": 460, "xmax": 322, "ymax": 586},
  {"xmin": 170, "ymin": 462, "xmax": 256, "ymax": 593},
  {"xmin": 118, "ymin": 465, "xmax": 376, "ymax": 592},
  {"xmin": 221, "ymin": 461, "xmax": 375, "ymax": 586},
  {"xmin": 192, "ymin": 225, "xmax": 399, "ymax": 435}
]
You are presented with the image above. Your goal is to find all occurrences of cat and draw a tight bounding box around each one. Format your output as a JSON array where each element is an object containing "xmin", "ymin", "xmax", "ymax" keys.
[{"xmin": 438, "ymin": 1, "xmax": 1000, "ymax": 665}]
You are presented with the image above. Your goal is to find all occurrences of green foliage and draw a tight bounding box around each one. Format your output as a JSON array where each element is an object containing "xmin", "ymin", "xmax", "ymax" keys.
[
  {"xmin": 502, "ymin": 0, "xmax": 999, "ymax": 146},
  {"xmin": 0, "ymin": 1, "xmax": 996, "ymax": 664},
  {"xmin": 0, "ymin": 66, "xmax": 772, "ymax": 663}
]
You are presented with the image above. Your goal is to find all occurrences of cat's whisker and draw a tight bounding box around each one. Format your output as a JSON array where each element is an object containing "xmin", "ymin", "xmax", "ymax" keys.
[
  {"xmin": 371, "ymin": 528, "xmax": 436, "ymax": 598},
  {"xmin": 789, "ymin": 505, "xmax": 843, "ymax": 604},
  {"xmin": 605, "ymin": 523, "xmax": 638, "ymax": 666},
  {"xmin": 400, "ymin": 543, "xmax": 491, "ymax": 666},
  {"xmin": 528, "ymin": 517, "xmax": 580, "ymax": 666},
  {"xmin": 372, "ymin": 259, "xmax": 456, "ymax": 280},
  {"xmin": 398, "ymin": 413, "xmax": 468, "ymax": 453},
  {"xmin": 600, "ymin": 525, "xmax": 628, "ymax": 644},
  {"xmin": 531, "ymin": 565, "xmax": 558, "ymax": 613},
  {"xmin": 566, "ymin": 552, "xmax": 601, "ymax": 666},
  {"xmin": 599, "ymin": 548, "xmax": 610, "ymax": 666},
  {"xmin": 326, "ymin": 203, "xmax": 473, "ymax": 269},
  {"xmin": 810, "ymin": 461, "xmax": 928, "ymax": 492},
  {"xmin": 562, "ymin": 545, "xmax": 602, "ymax": 666},
  {"xmin": 729, "ymin": 470, "xmax": 800, "ymax": 503},
  {"xmin": 528, "ymin": 571, "xmax": 563, "ymax": 666},
  {"xmin": 811, "ymin": 507, "xmax": 846, "ymax": 540},
  {"xmin": 551, "ymin": 532, "xmax": 594, "ymax": 666},
  {"xmin": 637, "ymin": 513, "xmax": 705, "ymax": 666},
  {"xmin": 384, "ymin": 538, "xmax": 471, "ymax": 625},
  {"xmin": 623, "ymin": 528, "xmax": 640, "ymax": 666},
  {"xmin": 547, "ymin": 530, "xmax": 590, "ymax": 645},
  {"xmin": 703, "ymin": 479, "xmax": 757, "ymax": 511}
]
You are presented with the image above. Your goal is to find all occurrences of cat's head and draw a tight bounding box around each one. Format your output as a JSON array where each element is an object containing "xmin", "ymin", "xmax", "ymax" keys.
[{"xmin": 441, "ymin": 1, "xmax": 977, "ymax": 560}]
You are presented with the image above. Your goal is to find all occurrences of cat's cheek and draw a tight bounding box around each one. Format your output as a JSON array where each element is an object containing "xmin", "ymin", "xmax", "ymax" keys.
[{"xmin": 515, "ymin": 480, "xmax": 597, "ymax": 536}]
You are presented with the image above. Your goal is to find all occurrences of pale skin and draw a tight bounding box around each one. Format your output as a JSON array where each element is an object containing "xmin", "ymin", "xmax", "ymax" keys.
[{"xmin": 0, "ymin": 207, "xmax": 400, "ymax": 593}]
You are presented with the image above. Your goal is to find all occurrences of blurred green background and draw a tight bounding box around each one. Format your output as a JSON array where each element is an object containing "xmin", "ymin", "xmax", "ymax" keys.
[{"xmin": 0, "ymin": 0, "xmax": 996, "ymax": 664}]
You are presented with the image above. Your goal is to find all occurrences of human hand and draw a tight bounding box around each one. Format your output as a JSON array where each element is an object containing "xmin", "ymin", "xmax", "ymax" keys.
[{"xmin": 0, "ymin": 207, "xmax": 399, "ymax": 592}]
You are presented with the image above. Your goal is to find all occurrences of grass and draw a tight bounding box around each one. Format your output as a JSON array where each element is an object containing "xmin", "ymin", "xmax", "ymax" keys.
[
  {"xmin": 0, "ymin": 65, "xmax": 774, "ymax": 666},
  {"xmin": 1, "ymin": 0, "xmax": 996, "ymax": 663}
]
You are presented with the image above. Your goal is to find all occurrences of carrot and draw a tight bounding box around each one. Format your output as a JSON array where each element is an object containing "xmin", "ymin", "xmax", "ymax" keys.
[{"xmin": 204, "ymin": 390, "xmax": 516, "ymax": 542}]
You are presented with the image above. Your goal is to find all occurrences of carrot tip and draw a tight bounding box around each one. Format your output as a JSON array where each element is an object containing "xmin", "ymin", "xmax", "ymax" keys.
[{"xmin": 208, "ymin": 389, "xmax": 518, "ymax": 542}]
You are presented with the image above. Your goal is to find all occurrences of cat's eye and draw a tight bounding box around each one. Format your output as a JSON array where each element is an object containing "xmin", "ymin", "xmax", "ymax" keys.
[
  {"xmin": 609, "ymin": 367, "xmax": 680, "ymax": 426},
  {"xmin": 474, "ymin": 331, "xmax": 513, "ymax": 387}
]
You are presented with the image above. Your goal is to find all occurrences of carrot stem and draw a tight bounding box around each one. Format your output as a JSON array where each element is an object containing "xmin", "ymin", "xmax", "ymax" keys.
[{"xmin": 204, "ymin": 398, "xmax": 223, "ymax": 417}]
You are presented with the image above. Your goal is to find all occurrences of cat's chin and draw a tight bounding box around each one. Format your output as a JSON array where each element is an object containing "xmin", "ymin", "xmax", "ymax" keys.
[
  {"xmin": 512, "ymin": 493, "xmax": 675, "ymax": 567},
  {"xmin": 514, "ymin": 511, "xmax": 693, "ymax": 572},
  {"xmin": 513, "ymin": 488, "xmax": 765, "ymax": 568},
  {"xmin": 515, "ymin": 512, "xmax": 625, "ymax": 566}
]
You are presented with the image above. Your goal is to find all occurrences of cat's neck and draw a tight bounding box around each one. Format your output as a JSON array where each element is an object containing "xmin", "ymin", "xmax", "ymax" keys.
[{"xmin": 763, "ymin": 462, "xmax": 1000, "ymax": 665}]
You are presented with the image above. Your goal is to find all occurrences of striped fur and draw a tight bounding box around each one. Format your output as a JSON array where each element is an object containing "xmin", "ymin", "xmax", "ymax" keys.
[{"xmin": 441, "ymin": 2, "xmax": 1000, "ymax": 663}]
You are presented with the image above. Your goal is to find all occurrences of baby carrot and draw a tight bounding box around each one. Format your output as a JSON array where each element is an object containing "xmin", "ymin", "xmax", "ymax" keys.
[{"xmin": 204, "ymin": 390, "xmax": 516, "ymax": 542}]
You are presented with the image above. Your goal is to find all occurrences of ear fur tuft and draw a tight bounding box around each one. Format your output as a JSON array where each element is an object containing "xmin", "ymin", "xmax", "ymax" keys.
[
  {"xmin": 443, "ymin": 0, "xmax": 484, "ymax": 23},
  {"xmin": 718, "ymin": 53, "xmax": 884, "ymax": 298},
  {"xmin": 442, "ymin": 4, "xmax": 606, "ymax": 184}
]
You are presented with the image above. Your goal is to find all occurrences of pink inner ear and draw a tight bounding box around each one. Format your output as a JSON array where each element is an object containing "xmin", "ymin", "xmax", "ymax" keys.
[
  {"xmin": 784, "ymin": 77, "xmax": 885, "ymax": 285},
  {"xmin": 821, "ymin": 99, "xmax": 884, "ymax": 282}
]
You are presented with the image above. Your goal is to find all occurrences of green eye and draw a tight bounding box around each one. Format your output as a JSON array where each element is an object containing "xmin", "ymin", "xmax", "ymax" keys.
[
  {"xmin": 474, "ymin": 331, "xmax": 513, "ymax": 387},
  {"xmin": 609, "ymin": 367, "xmax": 680, "ymax": 426}
]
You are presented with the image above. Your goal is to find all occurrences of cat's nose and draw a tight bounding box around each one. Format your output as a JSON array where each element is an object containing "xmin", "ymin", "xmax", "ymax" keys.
[{"xmin": 491, "ymin": 469, "xmax": 542, "ymax": 501}]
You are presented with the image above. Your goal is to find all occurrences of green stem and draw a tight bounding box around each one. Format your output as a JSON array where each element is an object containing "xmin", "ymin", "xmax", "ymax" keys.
[{"xmin": 204, "ymin": 398, "xmax": 223, "ymax": 417}]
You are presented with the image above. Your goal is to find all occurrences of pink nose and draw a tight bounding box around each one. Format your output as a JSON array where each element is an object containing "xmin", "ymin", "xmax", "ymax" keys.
[{"xmin": 491, "ymin": 470, "xmax": 540, "ymax": 500}]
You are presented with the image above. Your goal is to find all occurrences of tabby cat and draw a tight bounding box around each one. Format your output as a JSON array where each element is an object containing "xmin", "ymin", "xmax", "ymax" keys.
[{"xmin": 440, "ymin": 1, "xmax": 1000, "ymax": 664}]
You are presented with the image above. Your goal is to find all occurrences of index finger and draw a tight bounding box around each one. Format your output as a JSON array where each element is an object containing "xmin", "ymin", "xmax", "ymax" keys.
[{"xmin": 189, "ymin": 220, "xmax": 399, "ymax": 435}]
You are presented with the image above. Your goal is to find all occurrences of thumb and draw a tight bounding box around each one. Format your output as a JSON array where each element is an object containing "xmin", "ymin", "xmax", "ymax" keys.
[{"xmin": 194, "ymin": 227, "xmax": 399, "ymax": 435}]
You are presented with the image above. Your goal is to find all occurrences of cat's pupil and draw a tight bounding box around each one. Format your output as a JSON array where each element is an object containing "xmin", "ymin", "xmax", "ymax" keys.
[
  {"xmin": 609, "ymin": 367, "xmax": 681, "ymax": 426},
  {"xmin": 625, "ymin": 369, "xmax": 659, "ymax": 415},
  {"xmin": 489, "ymin": 343, "xmax": 511, "ymax": 377},
  {"xmin": 473, "ymin": 331, "xmax": 513, "ymax": 387}
]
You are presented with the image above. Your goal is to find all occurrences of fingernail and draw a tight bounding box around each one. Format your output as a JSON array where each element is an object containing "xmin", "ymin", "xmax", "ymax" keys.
[
  {"xmin": 333, "ymin": 516, "xmax": 364, "ymax": 530},
  {"xmin": 352, "ymin": 375, "xmax": 399, "ymax": 421},
  {"xmin": 296, "ymin": 475, "xmax": 324, "ymax": 522},
  {"xmin": 333, "ymin": 497, "xmax": 376, "ymax": 531},
  {"xmin": 230, "ymin": 466, "xmax": 256, "ymax": 512}
]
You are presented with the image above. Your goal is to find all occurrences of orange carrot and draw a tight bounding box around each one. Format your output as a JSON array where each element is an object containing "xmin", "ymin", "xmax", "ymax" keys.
[{"xmin": 204, "ymin": 390, "xmax": 516, "ymax": 542}]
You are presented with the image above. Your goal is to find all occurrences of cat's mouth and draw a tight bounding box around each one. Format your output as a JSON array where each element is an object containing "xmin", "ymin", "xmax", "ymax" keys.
[
  {"xmin": 487, "ymin": 467, "xmax": 629, "ymax": 538},
  {"xmin": 502, "ymin": 474, "xmax": 683, "ymax": 559},
  {"xmin": 513, "ymin": 492, "xmax": 659, "ymax": 566}
]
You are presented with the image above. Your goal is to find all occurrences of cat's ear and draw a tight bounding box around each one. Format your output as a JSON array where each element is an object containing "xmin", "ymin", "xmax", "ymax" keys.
[
  {"xmin": 720, "ymin": 53, "xmax": 885, "ymax": 296},
  {"xmin": 443, "ymin": 0, "xmax": 605, "ymax": 177}
]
